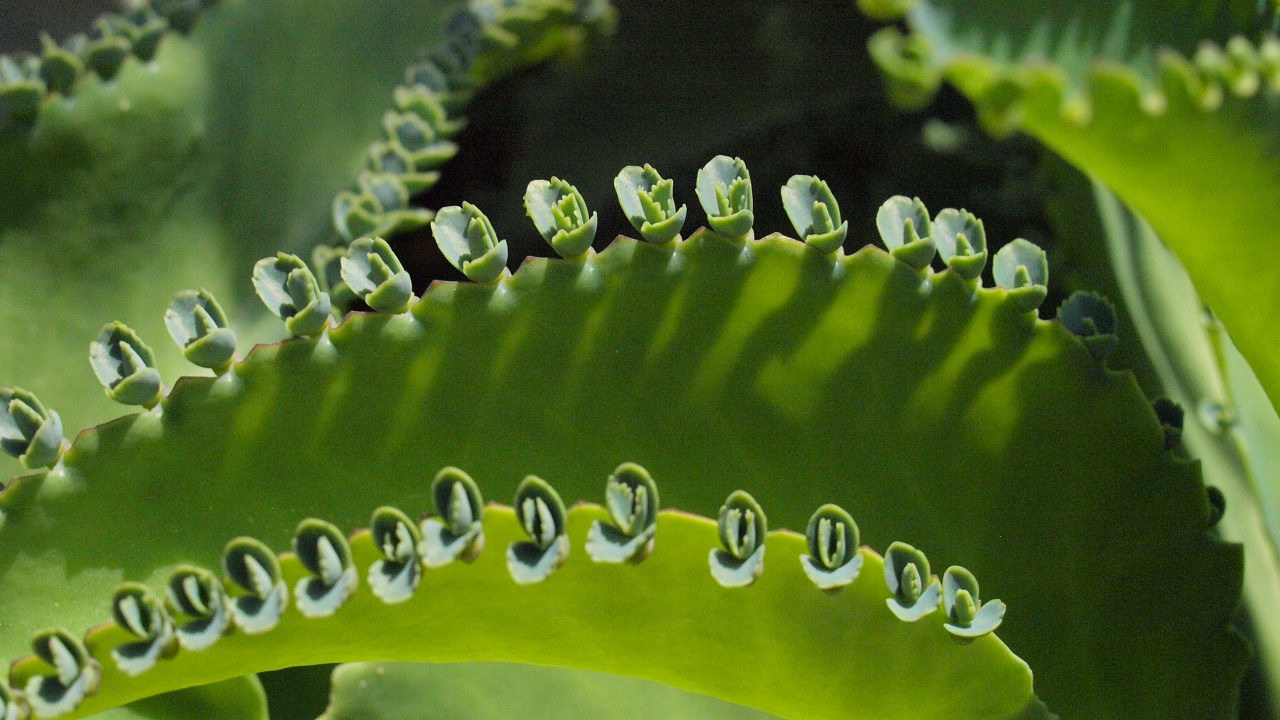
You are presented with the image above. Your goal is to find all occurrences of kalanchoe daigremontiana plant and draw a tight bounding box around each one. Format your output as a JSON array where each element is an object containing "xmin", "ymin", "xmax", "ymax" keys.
[
  {"xmin": 89, "ymin": 322, "xmax": 163, "ymax": 407},
  {"xmin": 507, "ymin": 475, "xmax": 571, "ymax": 584},
  {"xmin": 710, "ymin": 490, "xmax": 768, "ymax": 588},
  {"xmin": 614, "ymin": 164, "xmax": 687, "ymax": 245},
  {"xmin": 800, "ymin": 503, "xmax": 863, "ymax": 590},
  {"xmin": 696, "ymin": 155, "xmax": 754, "ymax": 240},
  {"xmin": 252, "ymin": 253, "xmax": 332, "ymax": 338},
  {"xmin": 942, "ymin": 566, "xmax": 1006, "ymax": 641},
  {"xmin": 431, "ymin": 202, "xmax": 509, "ymax": 283},
  {"xmin": 420, "ymin": 466, "xmax": 486, "ymax": 567},
  {"xmin": 781, "ymin": 174, "xmax": 848, "ymax": 254},
  {"xmin": 1058, "ymin": 291, "xmax": 1120, "ymax": 363},
  {"xmin": 22, "ymin": 630, "xmax": 100, "ymax": 720},
  {"xmin": 586, "ymin": 462, "xmax": 660, "ymax": 564},
  {"xmin": 312, "ymin": 245, "xmax": 360, "ymax": 318},
  {"xmin": 163, "ymin": 289, "xmax": 237, "ymax": 373},
  {"xmin": 524, "ymin": 177, "xmax": 599, "ymax": 259},
  {"xmin": 932, "ymin": 208, "xmax": 988, "ymax": 282},
  {"xmin": 875, "ymin": 195, "xmax": 936, "ymax": 271},
  {"xmin": 884, "ymin": 541, "xmax": 942, "ymax": 622},
  {"xmin": 0, "ymin": 387, "xmax": 63, "ymax": 469},
  {"xmin": 340, "ymin": 237, "xmax": 414, "ymax": 314},
  {"xmin": 992, "ymin": 238, "xmax": 1049, "ymax": 312}
]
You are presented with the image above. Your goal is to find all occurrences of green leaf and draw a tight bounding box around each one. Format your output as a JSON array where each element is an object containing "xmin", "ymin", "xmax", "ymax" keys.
[
  {"xmin": 0, "ymin": 224, "xmax": 1237, "ymax": 719},
  {"xmin": 95, "ymin": 676, "xmax": 268, "ymax": 720},
  {"xmin": 319, "ymin": 662, "xmax": 779, "ymax": 720}
]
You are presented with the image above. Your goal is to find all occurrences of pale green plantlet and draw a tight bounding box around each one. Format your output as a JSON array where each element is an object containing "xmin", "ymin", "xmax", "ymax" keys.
[
  {"xmin": 942, "ymin": 566, "xmax": 1006, "ymax": 641},
  {"xmin": 431, "ymin": 201, "xmax": 509, "ymax": 283},
  {"xmin": 884, "ymin": 541, "xmax": 941, "ymax": 622},
  {"xmin": 780, "ymin": 174, "xmax": 848, "ymax": 254},
  {"xmin": 164, "ymin": 565, "xmax": 230, "ymax": 652},
  {"xmin": 22, "ymin": 630, "xmax": 100, "ymax": 720},
  {"xmin": 89, "ymin": 322, "xmax": 163, "ymax": 408},
  {"xmin": 164, "ymin": 289, "xmax": 237, "ymax": 372},
  {"xmin": 367, "ymin": 507, "xmax": 423, "ymax": 604},
  {"xmin": 0, "ymin": 55, "xmax": 43, "ymax": 122},
  {"xmin": 696, "ymin": 155, "xmax": 754, "ymax": 240},
  {"xmin": 992, "ymin": 238, "xmax": 1048, "ymax": 313},
  {"xmin": 0, "ymin": 387, "xmax": 64, "ymax": 469},
  {"xmin": 1058, "ymin": 291, "xmax": 1120, "ymax": 363},
  {"xmin": 875, "ymin": 195, "xmax": 936, "ymax": 271},
  {"xmin": 586, "ymin": 462, "xmax": 660, "ymax": 564},
  {"xmin": 508, "ymin": 475, "xmax": 571, "ymax": 584},
  {"xmin": 109, "ymin": 583, "xmax": 177, "ymax": 678},
  {"xmin": 710, "ymin": 490, "xmax": 767, "ymax": 588},
  {"xmin": 38, "ymin": 32, "xmax": 82, "ymax": 95},
  {"xmin": 524, "ymin": 177, "xmax": 599, "ymax": 259},
  {"xmin": 382, "ymin": 111, "xmax": 459, "ymax": 169},
  {"xmin": 291, "ymin": 519, "xmax": 359, "ymax": 619},
  {"xmin": 613, "ymin": 164, "xmax": 688, "ymax": 245},
  {"xmin": 800, "ymin": 504, "xmax": 863, "ymax": 590},
  {"xmin": 932, "ymin": 208, "xmax": 988, "ymax": 282},
  {"xmin": 866, "ymin": 26, "xmax": 941, "ymax": 110},
  {"xmin": 392, "ymin": 85, "xmax": 465, "ymax": 137},
  {"xmin": 421, "ymin": 466, "xmax": 487, "ymax": 568},
  {"xmin": 222, "ymin": 537, "xmax": 288, "ymax": 636},
  {"xmin": 340, "ymin": 237, "xmax": 414, "ymax": 314},
  {"xmin": 251, "ymin": 253, "xmax": 332, "ymax": 338},
  {"xmin": 312, "ymin": 245, "xmax": 360, "ymax": 318}
]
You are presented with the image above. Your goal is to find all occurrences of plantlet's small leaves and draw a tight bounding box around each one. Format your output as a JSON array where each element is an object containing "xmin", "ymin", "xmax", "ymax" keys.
[
  {"xmin": 943, "ymin": 566, "xmax": 1006, "ymax": 641},
  {"xmin": 696, "ymin": 156, "xmax": 754, "ymax": 240},
  {"xmin": 292, "ymin": 519, "xmax": 359, "ymax": 619},
  {"xmin": 614, "ymin": 164, "xmax": 687, "ymax": 245},
  {"xmin": 84, "ymin": 32, "xmax": 130, "ymax": 81},
  {"xmin": 222, "ymin": 537, "xmax": 288, "ymax": 635},
  {"xmin": 164, "ymin": 289, "xmax": 237, "ymax": 372},
  {"xmin": 885, "ymin": 541, "xmax": 941, "ymax": 621},
  {"xmin": 710, "ymin": 490, "xmax": 767, "ymax": 587},
  {"xmin": 0, "ymin": 679, "xmax": 23, "ymax": 720},
  {"xmin": 507, "ymin": 475, "xmax": 570, "ymax": 584},
  {"xmin": 421, "ymin": 467, "xmax": 486, "ymax": 567},
  {"xmin": 312, "ymin": 246, "xmax": 360, "ymax": 318},
  {"xmin": 89, "ymin": 322, "xmax": 163, "ymax": 407},
  {"xmin": 252, "ymin": 253, "xmax": 332, "ymax": 337},
  {"xmin": 876, "ymin": 195, "xmax": 936, "ymax": 271},
  {"xmin": 38, "ymin": 33, "xmax": 81, "ymax": 96},
  {"xmin": 393, "ymin": 84, "xmax": 465, "ymax": 136},
  {"xmin": 993, "ymin": 239, "xmax": 1049, "ymax": 312},
  {"xmin": 866, "ymin": 26, "xmax": 941, "ymax": 110},
  {"xmin": 22, "ymin": 629, "xmax": 100, "ymax": 720},
  {"xmin": 525, "ymin": 177, "xmax": 599, "ymax": 259},
  {"xmin": 341, "ymin": 237, "xmax": 414, "ymax": 314},
  {"xmin": 382, "ymin": 111, "xmax": 459, "ymax": 169},
  {"xmin": 781, "ymin": 174, "xmax": 848, "ymax": 254},
  {"xmin": 0, "ymin": 387, "xmax": 64, "ymax": 469},
  {"xmin": 586, "ymin": 462, "xmax": 660, "ymax": 564},
  {"xmin": 368, "ymin": 506, "xmax": 423, "ymax": 604},
  {"xmin": 932, "ymin": 208, "xmax": 988, "ymax": 282},
  {"xmin": 164, "ymin": 565, "xmax": 230, "ymax": 652},
  {"xmin": 109, "ymin": 583, "xmax": 177, "ymax": 677},
  {"xmin": 432, "ymin": 202, "xmax": 509, "ymax": 283},
  {"xmin": 801, "ymin": 503, "xmax": 863, "ymax": 590},
  {"xmin": 1057, "ymin": 291, "xmax": 1119, "ymax": 362}
]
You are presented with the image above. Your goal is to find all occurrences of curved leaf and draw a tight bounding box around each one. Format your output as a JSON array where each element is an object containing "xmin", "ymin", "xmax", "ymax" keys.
[{"xmin": 0, "ymin": 221, "xmax": 1237, "ymax": 719}]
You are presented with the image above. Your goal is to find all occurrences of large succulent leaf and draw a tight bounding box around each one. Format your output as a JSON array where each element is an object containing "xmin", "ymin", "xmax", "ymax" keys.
[
  {"xmin": 95, "ymin": 676, "xmax": 267, "ymax": 720},
  {"xmin": 0, "ymin": 212, "xmax": 1238, "ymax": 719},
  {"xmin": 864, "ymin": 0, "xmax": 1280, "ymax": 421},
  {"xmin": 1091, "ymin": 179, "xmax": 1280, "ymax": 704},
  {"xmin": 319, "ymin": 662, "xmax": 778, "ymax": 720}
]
